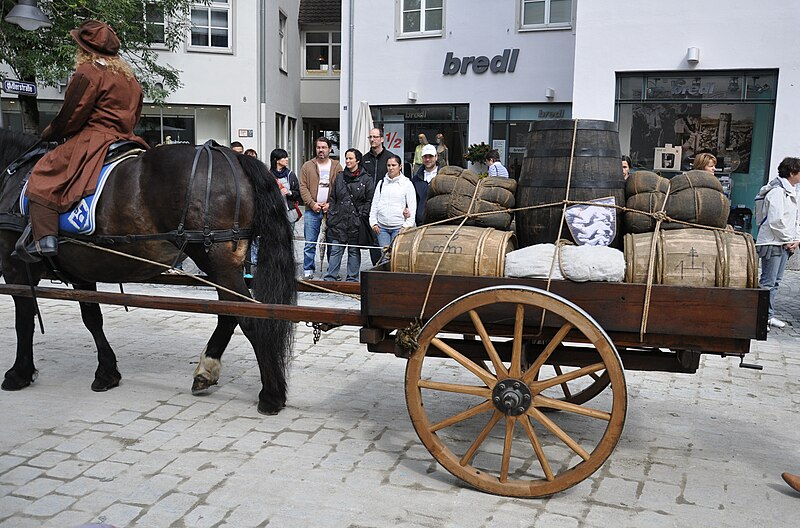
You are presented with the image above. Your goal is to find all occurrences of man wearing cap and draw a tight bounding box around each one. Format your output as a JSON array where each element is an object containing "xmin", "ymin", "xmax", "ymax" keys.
[
  {"xmin": 409, "ymin": 144, "xmax": 439, "ymax": 226},
  {"xmin": 20, "ymin": 20, "xmax": 148, "ymax": 259}
]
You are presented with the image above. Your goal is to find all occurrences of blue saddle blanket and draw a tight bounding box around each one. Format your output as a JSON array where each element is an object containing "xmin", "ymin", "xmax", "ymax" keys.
[{"xmin": 20, "ymin": 157, "xmax": 128, "ymax": 236}]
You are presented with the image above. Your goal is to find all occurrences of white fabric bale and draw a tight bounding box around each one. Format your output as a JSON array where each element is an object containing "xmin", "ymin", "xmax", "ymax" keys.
[
  {"xmin": 560, "ymin": 245, "xmax": 626, "ymax": 282},
  {"xmin": 504, "ymin": 244, "xmax": 564, "ymax": 280}
]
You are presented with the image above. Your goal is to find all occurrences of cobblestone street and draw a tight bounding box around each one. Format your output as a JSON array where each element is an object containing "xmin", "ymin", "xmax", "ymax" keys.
[{"xmin": 0, "ymin": 262, "xmax": 797, "ymax": 527}]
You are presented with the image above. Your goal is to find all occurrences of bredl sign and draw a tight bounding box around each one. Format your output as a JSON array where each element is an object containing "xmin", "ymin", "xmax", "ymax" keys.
[{"xmin": 442, "ymin": 48, "xmax": 519, "ymax": 76}]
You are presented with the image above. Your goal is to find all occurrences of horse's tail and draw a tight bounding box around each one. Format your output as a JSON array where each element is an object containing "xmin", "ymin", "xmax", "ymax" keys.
[{"xmin": 236, "ymin": 154, "xmax": 296, "ymax": 410}]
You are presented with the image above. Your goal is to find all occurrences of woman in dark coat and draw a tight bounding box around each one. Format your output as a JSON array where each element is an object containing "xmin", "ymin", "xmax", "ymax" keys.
[
  {"xmin": 24, "ymin": 19, "xmax": 148, "ymax": 258},
  {"xmin": 323, "ymin": 148, "xmax": 374, "ymax": 282}
]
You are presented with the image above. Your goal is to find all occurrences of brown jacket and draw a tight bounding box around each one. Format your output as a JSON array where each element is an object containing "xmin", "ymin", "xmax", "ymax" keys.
[
  {"xmin": 298, "ymin": 158, "xmax": 343, "ymax": 208},
  {"xmin": 27, "ymin": 60, "xmax": 149, "ymax": 212}
]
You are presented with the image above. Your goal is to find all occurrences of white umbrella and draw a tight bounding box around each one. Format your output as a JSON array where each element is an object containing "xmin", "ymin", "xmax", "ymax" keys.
[{"xmin": 351, "ymin": 101, "xmax": 374, "ymax": 155}]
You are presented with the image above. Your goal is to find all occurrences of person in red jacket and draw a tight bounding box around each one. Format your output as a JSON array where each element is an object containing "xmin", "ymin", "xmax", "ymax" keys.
[{"xmin": 22, "ymin": 19, "xmax": 148, "ymax": 259}]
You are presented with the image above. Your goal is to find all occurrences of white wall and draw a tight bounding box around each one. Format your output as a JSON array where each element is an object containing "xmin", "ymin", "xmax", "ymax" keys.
[
  {"xmin": 341, "ymin": 0, "xmax": 576, "ymax": 151},
  {"xmin": 573, "ymin": 0, "xmax": 800, "ymax": 174}
]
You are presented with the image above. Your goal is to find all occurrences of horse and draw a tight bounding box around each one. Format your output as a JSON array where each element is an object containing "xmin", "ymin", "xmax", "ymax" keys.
[{"xmin": 0, "ymin": 129, "xmax": 297, "ymax": 415}]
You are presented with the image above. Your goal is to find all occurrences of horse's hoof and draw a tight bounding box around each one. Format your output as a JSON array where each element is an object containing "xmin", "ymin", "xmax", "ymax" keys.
[
  {"xmin": 2, "ymin": 370, "xmax": 33, "ymax": 391},
  {"xmin": 192, "ymin": 375, "xmax": 217, "ymax": 394},
  {"xmin": 91, "ymin": 377, "xmax": 120, "ymax": 392},
  {"xmin": 257, "ymin": 400, "xmax": 286, "ymax": 415}
]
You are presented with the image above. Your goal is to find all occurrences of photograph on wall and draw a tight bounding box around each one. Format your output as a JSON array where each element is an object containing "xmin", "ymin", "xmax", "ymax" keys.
[{"xmin": 629, "ymin": 103, "xmax": 753, "ymax": 173}]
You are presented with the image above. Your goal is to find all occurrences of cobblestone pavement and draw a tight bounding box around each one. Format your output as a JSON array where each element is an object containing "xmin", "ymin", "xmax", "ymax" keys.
[{"xmin": 0, "ymin": 264, "xmax": 797, "ymax": 527}]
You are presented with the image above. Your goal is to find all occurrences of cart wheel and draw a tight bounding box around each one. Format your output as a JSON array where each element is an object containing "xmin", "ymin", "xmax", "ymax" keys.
[
  {"xmin": 534, "ymin": 363, "xmax": 611, "ymax": 406},
  {"xmin": 405, "ymin": 285, "xmax": 627, "ymax": 497}
]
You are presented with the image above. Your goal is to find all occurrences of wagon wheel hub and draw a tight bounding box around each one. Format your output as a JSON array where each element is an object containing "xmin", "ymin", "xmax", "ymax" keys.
[{"xmin": 492, "ymin": 378, "xmax": 532, "ymax": 416}]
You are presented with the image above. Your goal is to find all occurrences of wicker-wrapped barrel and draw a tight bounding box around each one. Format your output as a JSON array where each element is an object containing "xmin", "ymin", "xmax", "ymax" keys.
[
  {"xmin": 624, "ymin": 228, "xmax": 757, "ymax": 288},
  {"xmin": 391, "ymin": 226, "xmax": 516, "ymax": 277},
  {"xmin": 516, "ymin": 119, "xmax": 624, "ymax": 248}
]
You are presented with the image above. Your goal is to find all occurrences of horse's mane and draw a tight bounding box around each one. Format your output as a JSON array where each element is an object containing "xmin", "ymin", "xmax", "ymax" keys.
[{"xmin": 0, "ymin": 128, "xmax": 40, "ymax": 169}]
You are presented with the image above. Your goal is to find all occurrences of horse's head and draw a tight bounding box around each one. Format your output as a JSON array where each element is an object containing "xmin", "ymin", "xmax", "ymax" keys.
[{"xmin": 0, "ymin": 129, "xmax": 41, "ymax": 218}]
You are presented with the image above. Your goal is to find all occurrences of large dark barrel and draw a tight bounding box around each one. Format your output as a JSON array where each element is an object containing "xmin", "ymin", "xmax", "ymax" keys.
[{"xmin": 515, "ymin": 119, "xmax": 624, "ymax": 248}]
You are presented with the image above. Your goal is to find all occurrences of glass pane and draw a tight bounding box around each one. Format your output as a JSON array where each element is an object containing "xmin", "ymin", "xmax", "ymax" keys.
[
  {"xmin": 332, "ymin": 32, "xmax": 341, "ymax": 43},
  {"xmin": 550, "ymin": 0, "xmax": 571, "ymax": 23},
  {"xmin": 191, "ymin": 9, "xmax": 208, "ymax": 26},
  {"xmin": 191, "ymin": 29, "xmax": 208, "ymax": 46},
  {"xmin": 146, "ymin": 4, "xmax": 164, "ymax": 23},
  {"xmin": 306, "ymin": 45, "xmax": 327, "ymax": 71},
  {"xmin": 745, "ymin": 74, "xmax": 777, "ymax": 100},
  {"xmin": 306, "ymin": 32, "xmax": 328, "ymax": 44},
  {"xmin": 425, "ymin": 8, "xmax": 442, "ymax": 31},
  {"xmin": 211, "ymin": 28, "xmax": 228, "ymax": 47},
  {"xmin": 404, "ymin": 0, "xmax": 421, "ymax": 10},
  {"xmin": 211, "ymin": 9, "xmax": 228, "ymax": 27},
  {"xmin": 427, "ymin": 0, "xmax": 443, "ymax": 7},
  {"xmin": 147, "ymin": 24, "xmax": 165, "ymax": 43},
  {"xmin": 618, "ymin": 76, "xmax": 644, "ymax": 100},
  {"xmin": 523, "ymin": 1, "xmax": 544, "ymax": 25},
  {"xmin": 403, "ymin": 12, "xmax": 421, "ymax": 32},
  {"xmin": 492, "ymin": 105, "xmax": 508, "ymax": 120},
  {"xmin": 331, "ymin": 45, "xmax": 341, "ymax": 71}
]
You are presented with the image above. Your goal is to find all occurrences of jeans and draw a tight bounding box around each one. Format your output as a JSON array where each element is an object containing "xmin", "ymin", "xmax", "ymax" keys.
[
  {"xmin": 758, "ymin": 245, "xmax": 790, "ymax": 319},
  {"xmin": 376, "ymin": 225, "xmax": 401, "ymax": 263},
  {"xmin": 303, "ymin": 209, "xmax": 324, "ymax": 272},
  {"xmin": 324, "ymin": 240, "xmax": 361, "ymax": 282}
]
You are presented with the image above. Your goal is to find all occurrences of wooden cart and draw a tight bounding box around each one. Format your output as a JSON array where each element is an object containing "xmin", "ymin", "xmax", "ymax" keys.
[{"xmin": 0, "ymin": 269, "xmax": 768, "ymax": 498}]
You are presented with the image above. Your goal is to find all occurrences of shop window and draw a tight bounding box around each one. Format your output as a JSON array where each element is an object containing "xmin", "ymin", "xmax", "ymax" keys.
[
  {"xmin": 398, "ymin": 0, "xmax": 444, "ymax": 39},
  {"xmin": 279, "ymin": 11, "xmax": 288, "ymax": 72},
  {"xmin": 189, "ymin": 1, "xmax": 231, "ymax": 52},
  {"xmin": 519, "ymin": 0, "xmax": 572, "ymax": 30},
  {"xmin": 145, "ymin": 2, "xmax": 166, "ymax": 46},
  {"xmin": 303, "ymin": 31, "xmax": 340, "ymax": 77}
]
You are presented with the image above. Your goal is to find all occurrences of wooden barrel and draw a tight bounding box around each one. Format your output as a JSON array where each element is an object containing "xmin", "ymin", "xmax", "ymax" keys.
[
  {"xmin": 516, "ymin": 119, "xmax": 624, "ymax": 248},
  {"xmin": 391, "ymin": 226, "xmax": 516, "ymax": 277},
  {"xmin": 624, "ymin": 228, "xmax": 757, "ymax": 288}
]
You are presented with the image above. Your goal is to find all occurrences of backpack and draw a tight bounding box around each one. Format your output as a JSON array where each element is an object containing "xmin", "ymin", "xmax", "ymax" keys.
[{"xmin": 754, "ymin": 178, "xmax": 783, "ymax": 227}]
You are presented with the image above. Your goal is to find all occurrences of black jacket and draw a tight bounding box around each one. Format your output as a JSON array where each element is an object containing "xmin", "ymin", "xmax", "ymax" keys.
[
  {"xmin": 410, "ymin": 166, "xmax": 430, "ymax": 226},
  {"xmin": 362, "ymin": 147, "xmax": 394, "ymax": 186},
  {"xmin": 326, "ymin": 167, "xmax": 375, "ymax": 243}
]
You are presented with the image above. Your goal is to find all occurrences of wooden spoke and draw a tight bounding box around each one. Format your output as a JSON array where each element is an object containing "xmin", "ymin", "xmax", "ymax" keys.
[
  {"xmin": 509, "ymin": 304, "xmax": 525, "ymax": 377},
  {"xmin": 522, "ymin": 322, "xmax": 573, "ymax": 384},
  {"xmin": 553, "ymin": 365, "xmax": 572, "ymax": 399},
  {"xmin": 527, "ymin": 406, "xmax": 590, "ymax": 461},
  {"xmin": 589, "ymin": 371, "xmax": 601, "ymax": 381},
  {"xmin": 460, "ymin": 410, "xmax": 504, "ymax": 466},
  {"xmin": 533, "ymin": 395, "xmax": 612, "ymax": 421},
  {"xmin": 431, "ymin": 400, "xmax": 495, "ymax": 432},
  {"xmin": 469, "ymin": 310, "xmax": 508, "ymax": 378},
  {"xmin": 500, "ymin": 416, "xmax": 516, "ymax": 483},
  {"xmin": 520, "ymin": 416, "xmax": 554, "ymax": 481},
  {"xmin": 431, "ymin": 337, "xmax": 497, "ymax": 387},
  {"xmin": 418, "ymin": 379, "xmax": 492, "ymax": 398},
  {"xmin": 533, "ymin": 362, "xmax": 606, "ymax": 392}
]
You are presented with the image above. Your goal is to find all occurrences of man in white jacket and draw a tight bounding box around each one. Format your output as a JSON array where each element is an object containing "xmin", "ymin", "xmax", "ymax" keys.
[
  {"xmin": 755, "ymin": 157, "xmax": 800, "ymax": 329},
  {"xmin": 369, "ymin": 154, "xmax": 417, "ymax": 259}
]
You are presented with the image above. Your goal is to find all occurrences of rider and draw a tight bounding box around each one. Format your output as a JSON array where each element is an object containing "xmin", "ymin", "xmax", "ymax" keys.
[{"xmin": 22, "ymin": 20, "xmax": 148, "ymax": 259}]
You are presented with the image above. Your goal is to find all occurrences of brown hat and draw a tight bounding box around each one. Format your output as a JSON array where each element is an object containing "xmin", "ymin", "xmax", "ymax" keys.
[{"xmin": 70, "ymin": 20, "xmax": 120, "ymax": 57}]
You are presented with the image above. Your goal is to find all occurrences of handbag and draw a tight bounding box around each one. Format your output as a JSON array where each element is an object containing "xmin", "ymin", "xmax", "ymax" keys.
[
  {"xmin": 343, "ymin": 178, "xmax": 376, "ymax": 246},
  {"xmin": 276, "ymin": 177, "xmax": 302, "ymax": 223}
]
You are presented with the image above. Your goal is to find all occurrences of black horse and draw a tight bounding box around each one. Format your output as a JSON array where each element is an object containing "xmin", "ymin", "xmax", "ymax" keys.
[{"xmin": 0, "ymin": 129, "xmax": 296, "ymax": 414}]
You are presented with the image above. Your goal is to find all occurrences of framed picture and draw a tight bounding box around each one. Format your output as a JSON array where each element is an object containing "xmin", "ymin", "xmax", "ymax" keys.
[{"xmin": 653, "ymin": 144, "xmax": 682, "ymax": 171}]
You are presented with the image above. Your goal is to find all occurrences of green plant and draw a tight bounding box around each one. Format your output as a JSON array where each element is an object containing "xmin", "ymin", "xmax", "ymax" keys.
[{"xmin": 464, "ymin": 142, "xmax": 491, "ymax": 164}]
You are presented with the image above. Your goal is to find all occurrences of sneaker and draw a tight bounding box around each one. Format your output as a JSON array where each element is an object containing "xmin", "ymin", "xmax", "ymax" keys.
[
  {"xmin": 303, "ymin": 271, "xmax": 314, "ymax": 279},
  {"xmin": 768, "ymin": 317, "xmax": 786, "ymax": 329}
]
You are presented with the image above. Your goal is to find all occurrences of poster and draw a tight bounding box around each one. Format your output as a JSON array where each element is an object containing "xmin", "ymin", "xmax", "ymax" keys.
[
  {"xmin": 492, "ymin": 139, "xmax": 506, "ymax": 164},
  {"xmin": 383, "ymin": 123, "xmax": 405, "ymax": 159}
]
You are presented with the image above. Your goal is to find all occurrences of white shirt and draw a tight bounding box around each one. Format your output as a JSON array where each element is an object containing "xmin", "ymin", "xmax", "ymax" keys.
[
  {"xmin": 488, "ymin": 161, "xmax": 510, "ymax": 178},
  {"xmin": 317, "ymin": 159, "xmax": 332, "ymax": 203},
  {"xmin": 423, "ymin": 167, "xmax": 438, "ymax": 183},
  {"xmin": 369, "ymin": 174, "xmax": 417, "ymax": 229}
]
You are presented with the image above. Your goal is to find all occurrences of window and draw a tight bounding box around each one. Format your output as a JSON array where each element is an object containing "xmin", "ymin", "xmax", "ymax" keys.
[
  {"xmin": 190, "ymin": 1, "xmax": 231, "ymax": 51},
  {"xmin": 279, "ymin": 11, "xmax": 288, "ymax": 72},
  {"xmin": 145, "ymin": 2, "xmax": 166, "ymax": 45},
  {"xmin": 275, "ymin": 113, "xmax": 285, "ymax": 148},
  {"xmin": 303, "ymin": 31, "xmax": 340, "ymax": 77},
  {"xmin": 399, "ymin": 0, "xmax": 443, "ymax": 38},
  {"xmin": 519, "ymin": 0, "xmax": 572, "ymax": 30}
]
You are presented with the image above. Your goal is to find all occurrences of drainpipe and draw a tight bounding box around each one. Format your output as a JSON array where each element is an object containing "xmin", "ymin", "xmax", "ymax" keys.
[
  {"xmin": 258, "ymin": 2, "xmax": 268, "ymax": 156},
  {"xmin": 346, "ymin": 0, "xmax": 355, "ymax": 150}
]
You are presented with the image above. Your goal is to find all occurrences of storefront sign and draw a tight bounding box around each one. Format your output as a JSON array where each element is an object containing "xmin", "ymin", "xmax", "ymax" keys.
[
  {"xmin": 442, "ymin": 49, "xmax": 519, "ymax": 76},
  {"xmin": 538, "ymin": 108, "xmax": 566, "ymax": 119},
  {"xmin": 2, "ymin": 79, "xmax": 37, "ymax": 96},
  {"xmin": 384, "ymin": 123, "xmax": 404, "ymax": 159}
]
